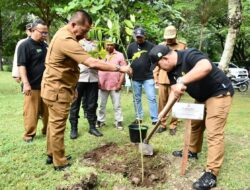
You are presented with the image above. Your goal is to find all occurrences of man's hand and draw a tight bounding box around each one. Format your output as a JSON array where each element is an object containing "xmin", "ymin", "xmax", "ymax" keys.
[
  {"xmin": 23, "ymin": 82, "xmax": 32, "ymax": 96},
  {"xmin": 120, "ymin": 65, "xmax": 132, "ymax": 76},
  {"xmin": 171, "ymin": 83, "xmax": 187, "ymax": 99}
]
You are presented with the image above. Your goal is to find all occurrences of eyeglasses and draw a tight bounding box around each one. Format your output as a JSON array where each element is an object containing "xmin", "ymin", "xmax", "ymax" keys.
[{"xmin": 35, "ymin": 29, "xmax": 48, "ymax": 36}]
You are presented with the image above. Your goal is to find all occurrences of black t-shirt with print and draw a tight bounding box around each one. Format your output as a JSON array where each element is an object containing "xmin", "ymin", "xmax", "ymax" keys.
[
  {"xmin": 17, "ymin": 37, "xmax": 47, "ymax": 90},
  {"xmin": 168, "ymin": 48, "xmax": 234, "ymax": 102},
  {"xmin": 127, "ymin": 41, "xmax": 155, "ymax": 81}
]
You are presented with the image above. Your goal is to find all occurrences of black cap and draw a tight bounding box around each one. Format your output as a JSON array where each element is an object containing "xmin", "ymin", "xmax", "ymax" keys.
[
  {"xmin": 134, "ymin": 27, "xmax": 145, "ymax": 37},
  {"xmin": 149, "ymin": 45, "xmax": 171, "ymax": 63}
]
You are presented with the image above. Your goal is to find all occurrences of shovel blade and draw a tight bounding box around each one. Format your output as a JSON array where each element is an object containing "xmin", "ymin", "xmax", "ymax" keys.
[{"xmin": 139, "ymin": 143, "xmax": 154, "ymax": 156}]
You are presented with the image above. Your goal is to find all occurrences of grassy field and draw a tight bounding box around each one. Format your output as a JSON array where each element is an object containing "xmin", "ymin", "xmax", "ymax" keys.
[{"xmin": 0, "ymin": 71, "xmax": 250, "ymax": 190}]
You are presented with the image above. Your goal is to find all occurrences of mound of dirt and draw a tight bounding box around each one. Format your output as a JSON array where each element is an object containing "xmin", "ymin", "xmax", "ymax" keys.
[{"xmin": 81, "ymin": 142, "xmax": 171, "ymax": 188}]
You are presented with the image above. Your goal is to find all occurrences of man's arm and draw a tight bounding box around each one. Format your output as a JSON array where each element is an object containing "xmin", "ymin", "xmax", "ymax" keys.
[
  {"xmin": 83, "ymin": 57, "xmax": 131, "ymax": 74},
  {"xmin": 170, "ymin": 59, "xmax": 212, "ymax": 98},
  {"xmin": 181, "ymin": 59, "xmax": 212, "ymax": 85},
  {"xmin": 19, "ymin": 66, "xmax": 32, "ymax": 96}
]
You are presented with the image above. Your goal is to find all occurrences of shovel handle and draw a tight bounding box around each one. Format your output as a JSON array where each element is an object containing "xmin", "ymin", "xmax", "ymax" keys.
[{"xmin": 144, "ymin": 97, "xmax": 178, "ymax": 144}]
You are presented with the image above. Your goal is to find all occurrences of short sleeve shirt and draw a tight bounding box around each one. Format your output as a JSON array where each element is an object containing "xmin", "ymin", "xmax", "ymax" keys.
[
  {"xmin": 41, "ymin": 26, "xmax": 90, "ymax": 103},
  {"xmin": 17, "ymin": 37, "xmax": 47, "ymax": 89},
  {"xmin": 168, "ymin": 48, "xmax": 234, "ymax": 102},
  {"xmin": 98, "ymin": 50, "xmax": 127, "ymax": 90}
]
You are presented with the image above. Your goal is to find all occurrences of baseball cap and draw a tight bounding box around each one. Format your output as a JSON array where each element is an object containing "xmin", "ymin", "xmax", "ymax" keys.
[
  {"xmin": 163, "ymin": 25, "xmax": 177, "ymax": 39},
  {"xmin": 149, "ymin": 45, "xmax": 171, "ymax": 63},
  {"xmin": 25, "ymin": 23, "xmax": 32, "ymax": 30},
  {"xmin": 134, "ymin": 27, "xmax": 145, "ymax": 37}
]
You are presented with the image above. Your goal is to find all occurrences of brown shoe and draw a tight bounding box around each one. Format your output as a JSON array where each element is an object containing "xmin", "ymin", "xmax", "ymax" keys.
[{"xmin": 169, "ymin": 128, "xmax": 176, "ymax": 136}]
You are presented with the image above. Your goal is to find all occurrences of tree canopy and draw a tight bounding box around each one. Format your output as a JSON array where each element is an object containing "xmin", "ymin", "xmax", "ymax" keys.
[{"xmin": 0, "ymin": 0, "xmax": 249, "ymax": 70}]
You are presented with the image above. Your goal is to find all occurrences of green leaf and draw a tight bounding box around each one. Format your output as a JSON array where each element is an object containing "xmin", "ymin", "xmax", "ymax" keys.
[
  {"xmin": 124, "ymin": 20, "xmax": 134, "ymax": 29},
  {"xmin": 132, "ymin": 50, "xmax": 147, "ymax": 60},
  {"xmin": 130, "ymin": 14, "xmax": 136, "ymax": 23},
  {"xmin": 107, "ymin": 19, "xmax": 112, "ymax": 29},
  {"xmin": 97, "ymin": 30, "xmax": 102, "ymax": 41},
  {"xmin": 125, "ymin": 27, "xmax": 133, "ymax": 36},
  {"xmin": 98, "ymin": 48, "xmax": 108, "ymax": 59}
]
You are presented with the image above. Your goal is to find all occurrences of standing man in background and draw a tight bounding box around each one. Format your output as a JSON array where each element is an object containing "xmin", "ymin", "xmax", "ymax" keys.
[
  {"xmin": 97, "ymin": 40, "xmax": 127, "ymax": 130},
  {"xmin": 17, "ymin": 19, "xmax": 48, "ymax": 142},
  {"xmin": 41, "ymin": 10, "xmax": 131, "ymax": 171},
  {"xmin": 69, "ymin": 37, "xmax": 102, "ymax": 139},
  {"xmin": 127, "ymin": 27, "xmax": 158, "ymax": 125},
  {"xmin": 154, "ymin": 25, "xmax": 186, "ymax": 135},
  {"xmin": 12, "ymin": 23, "xmax": 32, "ymax": 83}
]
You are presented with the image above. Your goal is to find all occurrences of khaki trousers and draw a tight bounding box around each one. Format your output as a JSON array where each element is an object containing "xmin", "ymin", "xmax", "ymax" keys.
[
  {"xmin": 189, "ymin": 95, "xmax": 232, "ymax": 176},
  {"xmin": 158, "ymin": 83, "xmax": 178, "ymax": 129},
  {"xmin": 23, "ymin": 90, "xmax": 48, "ymax": 140},
  {"xmin": 43, "ymin": 98, "xmax": 70, "ymax": 167}
]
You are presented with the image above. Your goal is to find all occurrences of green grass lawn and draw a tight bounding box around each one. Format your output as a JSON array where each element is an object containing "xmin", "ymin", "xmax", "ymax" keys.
[{"xmin": 0, "ymin": 71, "xmax": 250, "ymax": 190}]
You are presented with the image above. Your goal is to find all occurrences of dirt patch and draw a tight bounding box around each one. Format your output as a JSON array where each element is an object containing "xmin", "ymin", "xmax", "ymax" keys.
[
  {"xmin": 56, "ymin": 173, "xmax": 98, "ymax": 190},
  {"xmin": 81, "ymin": 142, "xmax": 171, "ymax": 188}
]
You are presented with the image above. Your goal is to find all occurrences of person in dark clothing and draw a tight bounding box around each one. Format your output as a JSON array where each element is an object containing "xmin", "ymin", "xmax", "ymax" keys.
[
  {"xmin": 149, "ymin": 45, "xmax": 234, "ymax": 190},
  {"xmin": 69, "ymin": 38, "xmax": 102, "ymax": 139},
  {"xmin": 127, "ymin": 28, "xmax": 158, "ymax": 125},
  {"xmin": 17, "ymin": 19, "xmax": 48, "ymax": 142}
]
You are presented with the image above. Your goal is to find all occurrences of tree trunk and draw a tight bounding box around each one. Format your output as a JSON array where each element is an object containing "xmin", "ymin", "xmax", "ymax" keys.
[
  {"xmin": 0, "ymin": 9, "xmax": 3, "ymax": 71},
  {"xmin": 219, "ymin": 0, "xmax": 242, "ymax": 72}
]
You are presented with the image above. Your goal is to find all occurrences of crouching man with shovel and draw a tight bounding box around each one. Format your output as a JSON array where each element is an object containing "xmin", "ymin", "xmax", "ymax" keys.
[{"xmin": 149, "ymin": 45, "xmax": 234, "ymax": 190}]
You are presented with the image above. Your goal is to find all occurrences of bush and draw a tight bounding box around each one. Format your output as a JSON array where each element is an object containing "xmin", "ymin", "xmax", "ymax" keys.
[{"xmin": 2, "ymin": 64, "xmax": 12, "ymax": 72}]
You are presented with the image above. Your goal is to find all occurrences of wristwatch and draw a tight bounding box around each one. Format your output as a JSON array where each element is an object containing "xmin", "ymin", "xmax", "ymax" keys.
[
  {"xmin": 176, "ymin": 77, "xmax": 184, "ymax": 84},
  {"xmin": 115, "ymin": 64, "xmax": 121, "ymax": 71}
]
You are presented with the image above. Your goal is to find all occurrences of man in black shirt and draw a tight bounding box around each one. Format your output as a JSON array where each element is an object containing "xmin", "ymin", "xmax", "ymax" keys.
[
  {"xmin": 18, "ymin": 19, "xmax": 48, "ymax": 142},
  {"xmin": 149, "ymin": 45, "xmax": 233, "ymax": 190},
  {"xmin": 127, "ymin": 28, "xmax": 158, "ymax": 125}
]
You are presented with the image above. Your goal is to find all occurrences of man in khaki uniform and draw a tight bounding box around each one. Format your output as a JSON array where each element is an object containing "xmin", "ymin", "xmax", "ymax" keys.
[
  {"xmin": 153, "ymin": 25, "xmax": 186, "ymax": 135},
  {"xmin": 41, "ymin": 10, "xmax": 131, "ymax": 171},
  {"xmin": 18, "ymin": 20, "xmax": 48, "ymax": 142}
]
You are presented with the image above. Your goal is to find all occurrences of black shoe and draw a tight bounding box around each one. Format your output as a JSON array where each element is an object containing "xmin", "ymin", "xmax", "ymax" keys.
[
  {"xmin": 172, "ymin": 150, "xmax": 198, "ymax": 159},
  {"xmin": 54, "ymin": 163, "xmax": 71, "ymax": 171},
  {"xmin": 157, "ymin": 127, "xmax": 167, "ymax": 133},
  {"xmin": 116, "ymin": 121, "xmax": 124, "ymax": 130},
  {"xmin": 192, "ymin": 171, "xmax": 217, "ymax": 190},
  {"xmin": 46, "ymin": 155, "xmax": 72, "ymax": 165},
  {"xmin": 131, "ymin": 119, "xmax": 142, "ymax": 125},
  {"xmin": 152, "ymin": 121, "xmax": 158, "ymax": 125},
  {"xmin": 89, "ymin": 128, "xmax": 103, "ymax": 137},
  {"xmin": 70, "ymin": 128, "xmax": 78, "ymax": 139},
  {"xmin": 96, "ymin": 121, "xmax": 106, "ymax": 128},
  {"xmin": 169, "ymin": 128, "xmax": 177, "ymax": 136}
]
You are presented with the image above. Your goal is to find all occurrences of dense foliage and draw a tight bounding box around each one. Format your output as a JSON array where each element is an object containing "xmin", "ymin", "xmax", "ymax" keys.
[{"xmin": 0, "ymin": 0, "xmax": 249, "ymax": 69}]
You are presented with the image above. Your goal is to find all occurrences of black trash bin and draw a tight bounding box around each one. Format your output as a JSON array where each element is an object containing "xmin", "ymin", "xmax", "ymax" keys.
[{"xmin": 128, "ymin": 124, "xmax": 148, "ymax": 143}]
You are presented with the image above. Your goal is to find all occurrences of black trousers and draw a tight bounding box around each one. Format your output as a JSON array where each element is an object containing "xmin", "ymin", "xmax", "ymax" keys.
[{"xmin": 69, "ymin": 82, "xmax": 98, "ymax": 127}]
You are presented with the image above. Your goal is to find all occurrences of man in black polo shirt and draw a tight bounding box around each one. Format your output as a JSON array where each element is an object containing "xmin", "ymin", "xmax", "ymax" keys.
[
  {"xmin": 17, "ymin": 19, "xmax": 48, "ymax": 142},
  {"xmin": 127, "ymin": 28, "xmax": 158, "ymax": 125},
  {"xmin": 149, "ymin": 45, "xmax": 234, "ymax": 190}
]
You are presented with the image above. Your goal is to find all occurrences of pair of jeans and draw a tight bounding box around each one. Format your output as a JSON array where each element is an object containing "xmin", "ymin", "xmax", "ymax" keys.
[
  {"xmin": 132, "ymin": 79, "xmax": 158, "ymax": 122},
  {"xmin": 69, "ymin": 82, "xmax": 98, "ymax": 127}
]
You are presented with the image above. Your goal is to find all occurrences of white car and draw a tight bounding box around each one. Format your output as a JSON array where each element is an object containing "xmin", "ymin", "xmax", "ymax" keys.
[{"xmin": 213, "ymin": 62, "xmax": 249, "ymax": 79}]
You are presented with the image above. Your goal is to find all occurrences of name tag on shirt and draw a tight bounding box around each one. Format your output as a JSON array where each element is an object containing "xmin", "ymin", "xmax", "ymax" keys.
[{"xmin": 172, "ymin": 102, "xmax": 204, "ymax": 120}]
